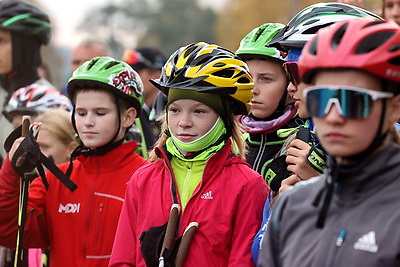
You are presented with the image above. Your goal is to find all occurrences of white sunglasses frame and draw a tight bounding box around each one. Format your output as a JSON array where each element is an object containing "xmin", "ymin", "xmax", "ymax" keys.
[{"xmin": 303, "ymin": 85, "xmax": 394, "ymax": 118}]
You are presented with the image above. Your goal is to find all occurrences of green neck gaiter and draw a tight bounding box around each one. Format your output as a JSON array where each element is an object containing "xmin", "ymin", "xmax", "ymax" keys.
[{"xmin": 167, "ymin": 117, "xmax": 226, "ymax": 158}]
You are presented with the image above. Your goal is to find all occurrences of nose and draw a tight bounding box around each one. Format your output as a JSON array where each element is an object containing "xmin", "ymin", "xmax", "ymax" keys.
[
  {"xmin": 178, "ymin": 113, "xmax": 193, "ymax": 128},
  {"xmin": 287, "ymin": 82, "xmax": 297, "ymax": 97},
  {"xmin": 84, "ymin": 113, "xmax": 95, "ymax": 127},
  {"xmin": 252, "ymin": 83, "xmax": 260, "ymax": 95},
  {"xmin": 324, "ymin": 101, "xmax": 345, "ymax": 123}
]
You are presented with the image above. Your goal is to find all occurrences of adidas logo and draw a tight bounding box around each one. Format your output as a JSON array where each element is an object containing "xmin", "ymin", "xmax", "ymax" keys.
[
  {"xmin": 353, "ymin": 231, "xmax": 379, "ymax": 253},
  {"xmin": 200, "ymin": 191, "xmax": 213, "ymax": 200}
]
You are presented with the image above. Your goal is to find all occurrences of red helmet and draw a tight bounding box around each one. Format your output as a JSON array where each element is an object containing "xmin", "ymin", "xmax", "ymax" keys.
[{"xmin": 300, "ymin": 18, "xmax": 400, "ymax": 84}]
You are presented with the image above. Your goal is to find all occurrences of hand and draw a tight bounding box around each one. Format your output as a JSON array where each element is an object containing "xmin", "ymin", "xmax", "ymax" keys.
[
  {"xmin": 8, "ymin": 137, "xmax": 24, "ymax": 163},
  {"xmin": 286, "ymin": 139, "xmax": 320, "ymax": 181},
  {"xmin": 279, "ymin": 174, "xmax": 302, "ymax": 195}
]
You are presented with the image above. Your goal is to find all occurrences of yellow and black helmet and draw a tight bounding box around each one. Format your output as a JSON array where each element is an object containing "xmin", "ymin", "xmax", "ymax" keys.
[{"xmin": 150, "ymin": 42, "xmax": 253, "ymax": 115}]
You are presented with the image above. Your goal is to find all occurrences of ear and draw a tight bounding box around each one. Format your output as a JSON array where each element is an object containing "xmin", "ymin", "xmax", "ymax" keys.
[
  {"xmin": 388, "ymin": 94, "xmax": 400, "ymax": 124},
  {"xmin": 122, "ymin": 107, "xmax": 137, "ymax": 128}
]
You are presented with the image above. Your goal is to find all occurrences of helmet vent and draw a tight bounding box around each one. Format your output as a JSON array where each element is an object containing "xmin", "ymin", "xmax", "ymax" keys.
[
  {"xmin": 87, "ymin": 57, "xmax": 100, "ymax": 70},
  {"xmin": 308, "ymin": 37, "xmax": 318, "ymax": 56},
  {"xmin": 388, "ymin": 56, "xmax": 400, "ymax": 66},
  {"xmin": 356, "ymin": 32, "xmax": 395, "ymax": 54},
  {"xmin": 237, "ymin": 77, "xmax": 251, "ymax": 84},
  {"xmin": 304, "ymin": 22, "xmax": 334, "ymax": 35},
  {"xmin": 214, "ymin": 69, "xmax": 234, "ymax": 78},
  {"xmin": 331, "ymin": 22, "xmax": 348, "ymax": 50},
  {"xmin": 105, "ymin": 61, "xmax": 119, "ymax": 69},
  {"xmin": 389, "ymin": 44, "xmax": 400, "ymax": 52},
  {"xmin": 184, "ymin": 45, "xmax": 198, "ymax": 58}
]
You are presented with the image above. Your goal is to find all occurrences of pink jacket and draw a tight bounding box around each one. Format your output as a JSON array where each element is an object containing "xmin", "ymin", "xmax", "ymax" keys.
[
  {"xmin": 0, "ymin": 142, "xmax": 147, "ymax": 267},
  {"xmin": 110, "ymin": 141, "xmax": 269, "ymax": 266}
]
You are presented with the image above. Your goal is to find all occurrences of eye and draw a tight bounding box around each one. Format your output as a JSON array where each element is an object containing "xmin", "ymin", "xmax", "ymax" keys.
[
  {"xmin": 260, "ymin": 76, "xmax": 272, "ymax": 82},
  {"xmin": 76, "ymin": 110, "xmax": 86, "ymax": 116},
  {"xmin": 168, "ymin": 106, "xmax": 179, "ymax": 113},
  {"xmin": 194, "ymin": 108, "xmax": 206, "ymax": 114}
]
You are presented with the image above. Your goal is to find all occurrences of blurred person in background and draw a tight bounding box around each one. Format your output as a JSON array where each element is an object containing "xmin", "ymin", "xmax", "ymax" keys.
[
  {"xmin": 0, "ymin": 0, "xmax": 54, "ymax": 167},
  {"xmin": 61, "ymin": 39, "xmax": 110, "ymax": 95},
  {"xmin": 122, "ymin": 47, "xmax": 167, "ymax": 151},
  {"xmin": 382, "ymin": 0, "xmax": 400, "ymax": 25}
]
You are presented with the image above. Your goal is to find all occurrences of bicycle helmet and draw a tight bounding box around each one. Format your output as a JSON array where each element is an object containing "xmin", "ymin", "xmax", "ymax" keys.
[
  {"xmin": 67, "ymin": 56, "xmax": 144, "ymax": 117},
  {"xmin": 4, "ymin": 84, "xmax": 72, "ymax": 120},
  {"xmin": 236, "ymin": 23, "xmax": 288, "ymax": 62},
  {"xmin": 150, "ymin": 42, "xmax": 253, "ymax": 115},
  {"xmin": 300, "ymin": 18, "xmax": 400, "ymax": 87},
  {"xmin": 0, "ymin": 0, "xmax": 51, "ymax": 45},
  {"xmin": 268, "ymin": 2, "xmax": 382, "ymax": 50}
]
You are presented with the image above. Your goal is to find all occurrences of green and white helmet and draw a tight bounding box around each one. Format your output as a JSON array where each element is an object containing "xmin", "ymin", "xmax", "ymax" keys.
[
  {"xmin": 67, "ymin": 56, "xmax": 144, "ymax": 117},
  {"xmin": 267, "ymin": 2, "xmax": 382, "ymax": 50},
  {"xmin": 236, "ymin": 23, "xmax": 287, "ymax": 62}
]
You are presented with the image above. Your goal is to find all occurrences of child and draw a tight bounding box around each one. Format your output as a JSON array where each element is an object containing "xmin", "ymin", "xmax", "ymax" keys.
[
  {"xmin": 235, "ymin": 23, "xmax": 299, "ymax": 190},
  {"xmin": 109, "ymin": 42, "xmax": 268, "ymax": 266},
  {"xmin": 0, "ymin": 0, "xmax": 54, "ymax": 165},
  {"xmin": 259, "ymin": 18, "xmax": 400, "ymax": 266},
  {"xmin": 0, "ymin": 56, "xmax": 148, "ymax": 266}
]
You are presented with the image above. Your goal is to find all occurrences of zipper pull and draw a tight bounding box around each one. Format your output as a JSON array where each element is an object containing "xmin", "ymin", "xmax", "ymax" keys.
[{"xmin": 336, "ymin": 229, "xmax": 347, "ymax": 247}]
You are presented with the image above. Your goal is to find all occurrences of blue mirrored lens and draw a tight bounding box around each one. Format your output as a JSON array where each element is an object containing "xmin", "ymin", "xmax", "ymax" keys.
[{"xmin": 306, "ymin": 88, "xmax": 372, "ymax": 119}]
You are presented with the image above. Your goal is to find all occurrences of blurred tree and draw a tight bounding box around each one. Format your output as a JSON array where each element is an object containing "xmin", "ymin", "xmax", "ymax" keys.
[{"xmin": 77, "ymin": 0, "xmax": 217, "ymax": 57}]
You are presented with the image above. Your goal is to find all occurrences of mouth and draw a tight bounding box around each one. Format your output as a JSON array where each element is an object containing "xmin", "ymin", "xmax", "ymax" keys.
[
  {"xmin": 325, "ymin": 132, "xmax": 347, "ymax": 142},
  {"xmin": 177, "ymin": 133, "xmax": 196, "ymax": 141},
  {"xmin": 251, "ymin": 100, "xmax": 262, "ymax": 105}
]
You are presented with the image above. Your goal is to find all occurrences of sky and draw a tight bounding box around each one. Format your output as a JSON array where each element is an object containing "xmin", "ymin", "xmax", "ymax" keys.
[{"xmin": 38, "ymin": 0, "xmax": 227, "ymax": 49}]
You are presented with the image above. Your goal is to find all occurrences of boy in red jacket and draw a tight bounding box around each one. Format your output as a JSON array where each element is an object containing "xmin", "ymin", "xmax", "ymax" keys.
[{"xmin": 0, "ymin": 56, "xmax": 148, "ymax": 266}]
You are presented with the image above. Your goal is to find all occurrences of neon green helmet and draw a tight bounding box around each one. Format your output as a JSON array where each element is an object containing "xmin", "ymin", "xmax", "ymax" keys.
[
  {"xmin": 236, "ymin": 23, "xmax": 287, "ymax": 62},
  {"xmin": 67, "ymin": 56, "xmax": 144, "ymax": 117}
]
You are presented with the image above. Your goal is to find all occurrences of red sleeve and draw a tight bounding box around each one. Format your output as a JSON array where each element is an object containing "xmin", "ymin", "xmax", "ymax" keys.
[{"xmin": 0, "ymin": 155, "xmax": 49, "ymax": 248}]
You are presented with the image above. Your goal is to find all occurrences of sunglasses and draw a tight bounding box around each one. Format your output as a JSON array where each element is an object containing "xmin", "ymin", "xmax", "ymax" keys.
[
  {"xmin": 304, "ymin": 85, "xmax": 393, "ymax": 119},
  {"xmin": 283, "ymin": 62, "xmax": 301, "ymax": 87}
]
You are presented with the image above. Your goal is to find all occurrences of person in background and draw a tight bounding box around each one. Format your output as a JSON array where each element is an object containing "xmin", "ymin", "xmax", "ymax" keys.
[
  {"xmin": 259, "ymin": 18, "xmax": 400, "ymax": 267},
  {"xmin": 0, "ymin": 56, "xmax": 148, "ymax": 266},
  {"xmin": 3, "ymin": 84, "xmax": 72, "ymax": 129},
  {"xmin": 122, "ymin": 47, "xmax": 167, "ymax": 151},
  {"xmin": 109, "ymin": 42, "xmax": 268, "ymax": 266},
  {"xmin": 61, "ymin": 39, "xmax": 110, "ymax": 95},
  {"xmin": 382, "ymin": 0, "xmax": 400, "ymax": 25},
  {"xmin": 0, "ymin": 0, "xmax": 54, "ymax": 167}
]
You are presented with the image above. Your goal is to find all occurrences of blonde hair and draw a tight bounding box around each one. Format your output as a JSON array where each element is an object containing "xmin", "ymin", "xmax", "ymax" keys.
[
  {"xmin": 148, "ymin": 113, "xmax": 247, "ymax": 161},
  {"xmin": 35, "ymin": 109, "xmax": 77, "ymax": 147}
]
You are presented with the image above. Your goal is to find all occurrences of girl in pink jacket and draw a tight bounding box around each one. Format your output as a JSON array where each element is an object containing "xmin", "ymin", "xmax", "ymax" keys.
[{"xmin": 109, "ymin": 42, "xmax": 269, "ymax": 267}]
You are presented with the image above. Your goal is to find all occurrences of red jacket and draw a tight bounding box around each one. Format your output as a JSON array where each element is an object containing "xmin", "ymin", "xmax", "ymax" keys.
[
  {"xmin": 110, "ymin": 140, "xmax": 269, "ymax": 266},
  {"xmin": 0, "ymin": 142, "xmax": 147, "ymax": 267}
]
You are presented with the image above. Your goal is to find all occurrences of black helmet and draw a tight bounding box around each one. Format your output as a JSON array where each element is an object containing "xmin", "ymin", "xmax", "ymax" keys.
[{"xmin": 0, "ymin": 0, "xmax": 51, "ymax": 45}]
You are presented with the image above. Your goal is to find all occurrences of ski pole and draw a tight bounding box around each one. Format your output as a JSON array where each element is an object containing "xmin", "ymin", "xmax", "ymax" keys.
[
  {"xmin": 174, "ymin": 222, "xmax": 198, "ymax": 267},
  {"xmin": 14, "ymin": 116, "xmax": 32, "ymax": 267},
  {"xmin": 159, "ymin": 203, "xmax": 180, "ymax": 267}
]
